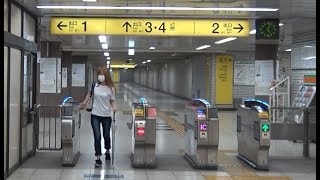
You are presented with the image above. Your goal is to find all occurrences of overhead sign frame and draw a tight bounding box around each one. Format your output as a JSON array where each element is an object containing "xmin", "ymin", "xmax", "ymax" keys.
[{"xmin": 50, "ymin": 17, "xmax": 250, "ymax": 37}]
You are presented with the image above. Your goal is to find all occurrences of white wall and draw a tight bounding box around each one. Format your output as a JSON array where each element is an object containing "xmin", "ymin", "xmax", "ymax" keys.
[
  {"xmin": 9, "ymin": 48, "xmax": 21, "ymax": 169},
  {"xmin": 10, "ymin": 4, "xmax": 22, "ymax": 37},
  {"xmin": 4, "ymin": 46, "xmax": 8, "ymax": 174},
  {"xmin": 4, "ymin": 0, "xmax": 8, "ymax": 31}
]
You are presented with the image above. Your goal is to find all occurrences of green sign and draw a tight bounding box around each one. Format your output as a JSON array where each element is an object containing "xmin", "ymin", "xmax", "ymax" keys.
[{"xmin": 262, "ymin": 124, "xmax": 269, "ymax": 132}]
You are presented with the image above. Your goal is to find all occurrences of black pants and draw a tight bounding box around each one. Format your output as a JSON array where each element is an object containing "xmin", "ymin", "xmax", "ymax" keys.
[{"xmin": 91, "ymin": 114, "xmax": 112, "ymax": 156}]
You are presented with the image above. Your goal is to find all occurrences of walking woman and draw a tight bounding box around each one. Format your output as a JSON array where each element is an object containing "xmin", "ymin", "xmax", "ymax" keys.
[{"xmin": 79, "ymin": 65, "xmax": 116, "ymax": 168}]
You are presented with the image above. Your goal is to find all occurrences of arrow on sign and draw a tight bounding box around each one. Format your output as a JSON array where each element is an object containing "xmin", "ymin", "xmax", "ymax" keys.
[
  {"xmin": 233, "ymin": 24, "xmax": 243, "ymax": 33},
  {"xmin": 262, "ymin": 124, "xmax": 269, "ymax": 132},
  {"xmin": 122, "ymin": 22, "xmax": 132, "ymax": 32},
  {"xmin": 57, "ymin": 21, "xmax": 67, "ymax": 30}
]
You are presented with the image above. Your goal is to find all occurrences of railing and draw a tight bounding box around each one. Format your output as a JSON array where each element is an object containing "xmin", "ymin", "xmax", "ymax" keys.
[
  {"xmin": 269, "ymin": 77, "xmax": 290, "ymax": 123},
  {"xmin": 269, "ymin": 106, "xmax": 316, "ymax": 158},
  {"xmin": 35, "ymin": 104, "xmax": 62, "ymax": 151}
]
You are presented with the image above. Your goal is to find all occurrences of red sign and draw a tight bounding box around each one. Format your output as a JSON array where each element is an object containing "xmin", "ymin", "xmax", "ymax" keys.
[
  {"xmin": 137, "ymin": 128, "xmax": 145, "ymax": 136},
  {"xmin": 303, "ymin": 75, "xmax": 316, "ymax": 84},
  {"xmin": 147, "ymin": 107, "xmax": 157, "ymax": 118}
]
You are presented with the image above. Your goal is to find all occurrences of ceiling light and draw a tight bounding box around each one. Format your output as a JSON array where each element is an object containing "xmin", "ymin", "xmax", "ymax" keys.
[
  {"xmin": 111, "ymin": 64, "xmax": 135, "ymax": 68},
  {"xmin": 36, "ymin": 6, "xmax": 279, "ymax": 12},
  {"xmin": 196, "ymin": 45, "xmax": 211, "ymax": 50},
  {"xmin": 147, "ymin": 60, "xmax": 152, "ymax": 62},
  {"xmin": 125, "ymin": 68, "xmax": 128, "ymax": 70},
  {"xmin": 171, "ymin": 54, "xmax": 179, "ymax": 56},
  {"xmin": 83, "ymin": 0, "xmax": 96, "ymax": 2},
  {"xmin": 104, "ymin": 52, "xmax": 109, "ymax": 56},
  {"xmin": 129, "ymin": 58, "xmax": 132, "ymax": 61},
  {"xmin": 149, "ymin": 47, "xmax": 155, "ymax": 50},
  {"xmin": 285, "ymin": 49, "xmax": 291, "ymax": 52},
  {"xmin": 304, "ymin": 45, "xmax": 313, "ymax": 48},
  {"xmin": 107, "ymin": 57, "xmax": 111, "ymax": 60},
  {"xmin": 110, "ymin": 69, "xmax": 112, "ymax": 72},
  {"xmin": 215, "ymin": 37, "xmax": 237, "ymax": 44},
  {"xmin": 303, "ymin": 56, "xmax": 316, "ymax": 60},
  {"xmin": 135, "ymin": 64, "xmax": 138, "ymax": 67},
  {"xmin": 129, "ymin": 40, "xmax": 134, "ymax": 47},
  {"xmin": 98, "ymin": 35, "xmax": 107, "ymax": 43},
  {"xmin": 107, "ymin": 65, "xmax": 110, "ymax": 68},
  {"xmin": 142, "ymin": 61, "xmax": 146, "ymax": 64},
  {"xmin": 101, "ymin": 43, "xmax": 108, "ymax": 49},
  {"xmin": 128, "ymin": 49, "xmax": 134, "ymax": 55},
  {"xmin": 107, "ymin": 61, "xmax": 110, "ymax": 65},
  {"xmin": 249, "ymin": 29, "xmax": 256, "ymax": 34},
  {"xmin": 279, "ymin": 23, "xmax": 284, "ymax": 26}
]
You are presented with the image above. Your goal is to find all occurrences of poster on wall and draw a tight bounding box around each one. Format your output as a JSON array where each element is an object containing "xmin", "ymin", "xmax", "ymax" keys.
[
  {"xmin": 57, "ymin": 58, "xmax": 61, "ymax": 93},
  {"xmin": 40, "ymin": 58, "xmax": 57, "ymax": 93},
  {"xmin": 62, "ymin": 68, "xmax": 67, "ymax": 88},
  {"xmin": 255, "ymin": 60, "xmax": 274, "ymax": 95},
  {"xmin": 234, "ymin": 63, "xmax": 255, "ymax": 85},
  {"xmin": 215, "ymin": 55, "xmax": 233, "ymax": 104},
  {"xmin": 113, "ymin": 70, "xmax": 120, "ymax": 82},
  {"xmin": 72, "ymin": 64, "xmax": 85, "ymax": 87}
]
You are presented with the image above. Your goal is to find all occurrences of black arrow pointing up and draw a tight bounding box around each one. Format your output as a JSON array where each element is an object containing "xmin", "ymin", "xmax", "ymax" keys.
[
  {"xmin": 57, "ymin": 21, "xmax": 67, "ymax": 30},
  {"xmin": 233, "ymin": 24, "xmax": 243, "ymax": 33},
  {"xmin": 122, "ymin": 22, "xmax": 132, "ymax": 32}
]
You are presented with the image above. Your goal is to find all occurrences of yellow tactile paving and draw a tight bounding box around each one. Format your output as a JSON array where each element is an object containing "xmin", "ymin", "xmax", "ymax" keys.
[
  {"xmin": 204, "ymin": 176, "xmax": 291, "ymax": 180},
  {"xmin": 157, "ymin": 111, "xmax": 185, "ymax": 136}
]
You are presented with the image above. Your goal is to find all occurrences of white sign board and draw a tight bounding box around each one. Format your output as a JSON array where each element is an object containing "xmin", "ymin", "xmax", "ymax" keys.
[
  {"xmin": 234, "ymin": 63, "xmax": 255, "ymax": 85},
  {"xmin": 255, "ymin": 60, "xmax": 274, "ymax": 95},
  {"xmin": 40, "ymin": 58, "xmax": 57, "ymax": 93},
  {"xmin": 62, "ymin": 68, "xmax": 67, "ymax": 88},
  {"xmin": 72, "ymin": 64, "xmax": 85, "ymax": 87}
]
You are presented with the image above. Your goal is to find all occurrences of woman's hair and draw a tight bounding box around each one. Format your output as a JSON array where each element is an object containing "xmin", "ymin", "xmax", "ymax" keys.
[{"xmin": 96, "ymin": 65, "xmax": 115, "ymax": 90}]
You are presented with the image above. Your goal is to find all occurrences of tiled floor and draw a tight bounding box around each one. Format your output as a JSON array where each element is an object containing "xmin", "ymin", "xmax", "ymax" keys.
[{"xmin": 6, "ymin": 83, "xmax": 316, "ymax": 180}]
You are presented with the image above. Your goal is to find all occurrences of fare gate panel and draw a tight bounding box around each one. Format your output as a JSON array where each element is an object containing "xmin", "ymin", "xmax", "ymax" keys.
[
  {"xmin": 184, "ymin": 99, "xmax": 219, "ymax": 170},
  {"xmin": 131, "ymin": 98, "xmax": 157, "ymax": 168}
]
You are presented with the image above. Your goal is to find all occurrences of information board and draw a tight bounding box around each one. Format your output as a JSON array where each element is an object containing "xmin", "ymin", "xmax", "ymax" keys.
[
  {"xmin": 234, "ymin": 63, "xmax": 255, "ymax": 85},
  {"xmin": 215, "ymin": 55, "xmax": 233, "ymax": 104},
  {"xmin": 254, "ymin": 60, "xmax": 274, "ymax": 95},
  {"xmin": 40, "ymin": 58, "xmax": 57, "ymax": 93},
  {"xmin": 72, "ymin": 64, "xmax": 85, "ymax": 87}
]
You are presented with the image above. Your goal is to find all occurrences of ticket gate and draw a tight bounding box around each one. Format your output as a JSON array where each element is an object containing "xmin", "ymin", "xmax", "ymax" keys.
[
  {"xmin": 237, "ymin": 99, "xmax": 270, "ymax": 170},
  {"xmin": 131, "ymin": 98, "xmax": 157, "ymax": 168},
  {"xmin": 61, "ymin": 97, "xmax": 81, "ymax": 166},
  {"xmin": 184, "ymin": 99, "xmax": 219, "ymax": 170}
]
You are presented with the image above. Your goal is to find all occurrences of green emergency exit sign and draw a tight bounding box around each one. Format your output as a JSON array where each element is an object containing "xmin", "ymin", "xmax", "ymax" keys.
[{"xmin": 262, "ymin": 124, "xmax": 269, "ymax": 132}]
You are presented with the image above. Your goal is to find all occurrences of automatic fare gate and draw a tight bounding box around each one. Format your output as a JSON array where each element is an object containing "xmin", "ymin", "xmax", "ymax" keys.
[
  {"xmin": 131, "ymin": 98, "xmax": 157, "ymax": 168},
  {"xmin": 237, "ymin": 99, "xmax": 270, "ymax": 170},
  {"xmin": 184, "ymin": 99, "xmax": 219, "ymax": 169},
  {"xmin": 61, "ymin": 97, "xmax": 81, "ymax": 166}
]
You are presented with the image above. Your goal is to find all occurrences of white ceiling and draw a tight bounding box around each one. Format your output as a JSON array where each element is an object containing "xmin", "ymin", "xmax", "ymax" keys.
[{"xmin": 21, "ymin": 0, "xmax": 316, "ymax": 66}]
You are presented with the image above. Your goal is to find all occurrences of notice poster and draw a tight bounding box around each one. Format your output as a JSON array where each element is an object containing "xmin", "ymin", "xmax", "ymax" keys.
[
  {"xmin": 57, "ymin": 58, "xmax": 61, "ymax": 93},
  {"xmin": 113, "ymin": 69, "xmax": 120, "ymax": 82},
  {"xmin": 62, "ymin": 68, "xmax": 67, "ymax": 88},
  {"xmin": 234, "ymin": 63, "xmax": 255, "ymax": 85},
  {"xmin": 40, "ymin": 58, "xmax": 57, "ymax": 93},
  {"xmin": 215, "ymin": 55, "xmax": 233, "ymax": 104},
  {"xmin": 72, "ymin": 64, "xmax": 85, "ymax": 87},
  {"xmin": 255, "ymin": 60, "xmax": 274, "ymax": 95}
]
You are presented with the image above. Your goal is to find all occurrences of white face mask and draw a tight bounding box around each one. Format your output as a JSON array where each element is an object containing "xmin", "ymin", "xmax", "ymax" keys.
[{"xmin": 98, "ymin": 75, "xmax": 105, "ymax": 82}]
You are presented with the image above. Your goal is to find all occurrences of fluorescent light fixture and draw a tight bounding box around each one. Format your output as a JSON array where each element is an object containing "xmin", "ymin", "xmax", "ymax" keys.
[
  {"xmin": 110, "ymin": 64, "xmax": 135, "ymax": 68},
  {"xmin": 128, "ymin": 49, "xmax": 135, "ymax": 55},
  {"xmin": 285, "ymin": 49, "xmax": 291, "ymax": 52},
  {"xmin": 36, "ymin": 6, "xmax": 279, "ymax": 12},
  {"xmin": 125, "ymin": 68, "xmax": 128, "ymax": 70},
  {"xmin": 83, "ymin": 0, "xmax": 96, "ymax": 2},
  {"xmin": 279, "ymin": 23, "xmax": 284, "ymax": 26},
  {"xmin": 149, "ymin": 46, "xmax": 155, "ymax": 50},
  {"xmin": 171, "ymin": 54, "xmax": 179, "ymax": 56},
  {"xmin": 303, "ymin": 56, "xmax": 316, "ymax": 60},
  {"xmin": 147, "ymin": 60, "xmax": 152, "ymax": 62},
  {"xmin": 142, "ymin": 61, "xmax": 147, "ymax": 64},
  {"xmin": 129, "ymin": 40, "xmax": 134, "ymax": 47},
  {"xmin": 101, "ymin": 43, "xmax": 108, "ymax": 49},
  {"xmin": 249, "ymin": 29, "xmax": 256, "ymax": 34},
  {"xmin": 107, "ymin": 61, "xmax": 110, "ymax": 65},
  {"xmin": 215, "ymin": 37, "xmax": 237, "ymax": 44},
  {"xmin": 304, "ymin": 45, "xmax": 313, "ymax": 48},
  {"xmin": 107, "ymin": 57, "xmax": 111, "ymax": 60},
  {"xmin": 196, "ymin": 45, "xmax": 211, "ymax": 50},
  {"xmin": 129, "ymin": 58, "xmax": 132, "ymax": 61},
  {"xmin": 135, "ymin": 64, "xmax": 138, "ymax": 67},
  {"xmin": 104, "ymin": 52, "xmax": 109, "ymax": 56},
  {"xmin": 98, "ymin": 35, "xmax": 107, "ymax": 43},
  {"xmin": 107, "ymin": 65, "xmax": 110, "ymax": 68},
  {"xmin": 110, "ymin": 69, "xmax": 112, "ymax": 72}
]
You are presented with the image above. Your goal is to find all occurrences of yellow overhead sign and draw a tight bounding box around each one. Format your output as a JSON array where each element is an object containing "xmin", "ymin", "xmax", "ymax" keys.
[{"xmin": 51, "ymin": 17, "xmax": 249, "ymax": 37}]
